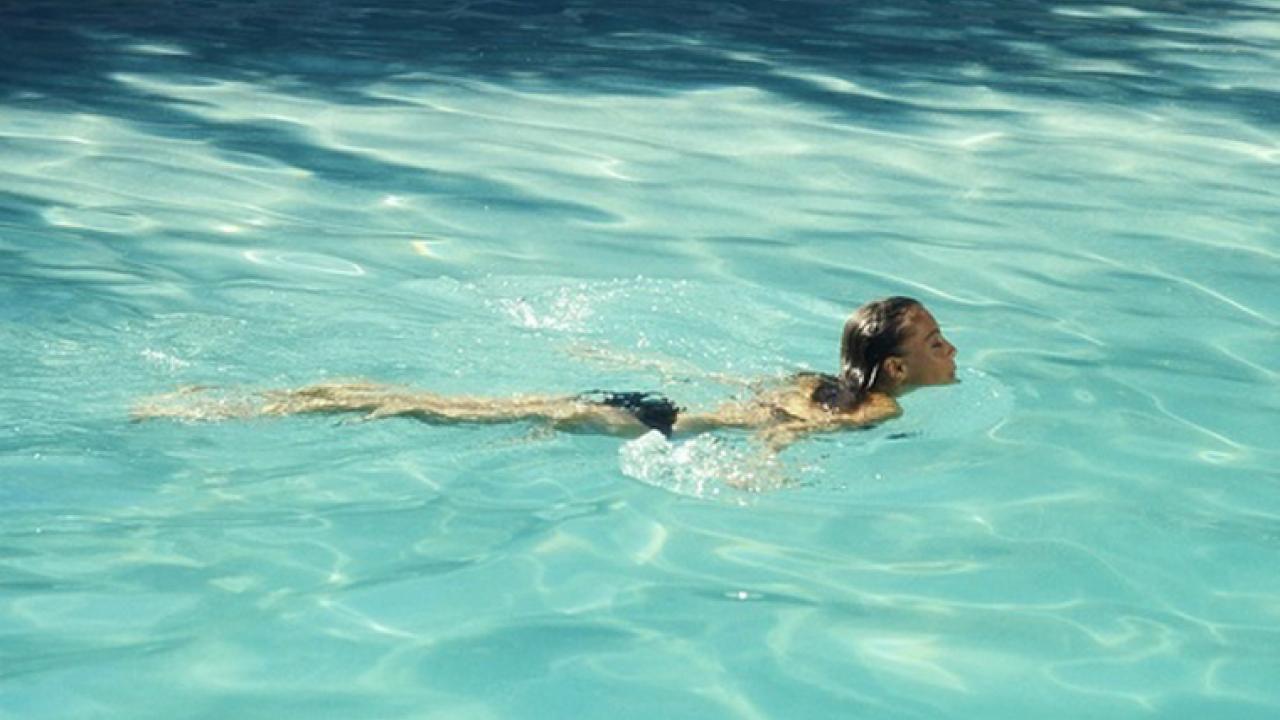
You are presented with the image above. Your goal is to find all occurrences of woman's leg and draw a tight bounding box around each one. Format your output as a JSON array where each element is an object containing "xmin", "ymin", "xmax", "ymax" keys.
[{"xmin": 137, "ymin": 381, "xmax": 654, "ymax": 435}]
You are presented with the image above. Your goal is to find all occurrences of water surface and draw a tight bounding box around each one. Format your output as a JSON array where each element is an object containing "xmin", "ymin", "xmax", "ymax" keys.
[{"xmin": 2, "ymin": 1, "xmax": 1278, "ymax": 718}]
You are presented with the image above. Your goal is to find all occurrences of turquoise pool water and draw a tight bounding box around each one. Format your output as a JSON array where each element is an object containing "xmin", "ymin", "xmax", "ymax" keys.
[{"xmin": 3, "ymin": 1, "xmax": 1278, "ymax": 717}]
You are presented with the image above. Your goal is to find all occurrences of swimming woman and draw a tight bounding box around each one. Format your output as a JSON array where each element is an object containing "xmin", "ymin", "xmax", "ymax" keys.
[{"xmin": 135, "ymin": 296, "xmax": 957, "ymax": 451}]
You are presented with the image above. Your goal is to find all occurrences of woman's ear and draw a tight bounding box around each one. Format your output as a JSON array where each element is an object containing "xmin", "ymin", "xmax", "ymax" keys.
[{"xmin": 882, "ymin": 356, "xmax": 907, "ymax": 386}]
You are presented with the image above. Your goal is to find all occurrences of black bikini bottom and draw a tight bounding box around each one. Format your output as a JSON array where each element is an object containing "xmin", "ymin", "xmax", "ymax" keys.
[{"xmin": 580, "ymin": 391, "xmax": 681, "ymax": 437}]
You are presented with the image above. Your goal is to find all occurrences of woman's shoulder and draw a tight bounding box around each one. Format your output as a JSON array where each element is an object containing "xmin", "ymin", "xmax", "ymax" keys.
[
  {"xmin": 848, "ymin": 392, "xmax": 901, "ymax": 425},
  {"xmin": 747, "ymin": 372, "xmax": 898, "ymax": 422},
  {"xmin": 790, "ymin": 373, "xmax": 900, "ymax": 426}
]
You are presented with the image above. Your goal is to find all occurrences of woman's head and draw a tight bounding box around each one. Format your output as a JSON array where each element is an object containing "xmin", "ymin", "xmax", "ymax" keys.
[{"xmin": 840, "ymin": 296, "xmax": 956, "ymax": 397}]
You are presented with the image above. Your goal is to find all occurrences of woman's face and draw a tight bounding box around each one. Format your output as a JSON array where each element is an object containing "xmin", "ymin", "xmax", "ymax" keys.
[{"xmin": 894, "ymin": 306, "xmax": 957, "ymax": 388}]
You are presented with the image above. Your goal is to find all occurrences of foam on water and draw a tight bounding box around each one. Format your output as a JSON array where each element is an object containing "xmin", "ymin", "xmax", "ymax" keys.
[{"xmin": 619, "ymin": 431, "xmax": 786, "ymax": 502}]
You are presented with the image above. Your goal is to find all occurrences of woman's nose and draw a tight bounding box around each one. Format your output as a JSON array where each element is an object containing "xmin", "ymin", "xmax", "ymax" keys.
[{"xmin": 946, "ymin": 340, "xmax": 957, "ymax": 358}]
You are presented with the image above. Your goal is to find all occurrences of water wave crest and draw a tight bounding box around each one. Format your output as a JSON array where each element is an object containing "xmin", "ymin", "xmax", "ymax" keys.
[{"xmin": 889, "ymin": 367, "xmax": 1014, "ymax": 439}]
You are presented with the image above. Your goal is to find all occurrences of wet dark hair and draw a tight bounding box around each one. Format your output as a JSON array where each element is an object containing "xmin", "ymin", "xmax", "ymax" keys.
[{"xmin": 812, "ymin": 296, "xmax": 922, "ymax": 409}]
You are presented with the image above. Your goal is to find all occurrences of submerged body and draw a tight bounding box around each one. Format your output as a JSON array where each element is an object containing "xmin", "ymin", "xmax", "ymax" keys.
[
  {"xmin": 136, "ymin": 376, "xmax": 899, "ymax": 448},
  {"xmin": 269, "ymin": 373, "xmax": 901, "ymax": 444},
  {"xmin": 134, "ymin": 296, "xmax": 957, "ymax": 451}
]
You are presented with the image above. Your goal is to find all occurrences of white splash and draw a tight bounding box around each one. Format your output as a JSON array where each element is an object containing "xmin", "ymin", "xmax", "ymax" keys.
[
  {"xmin": 618, "ymin": 431, "xmax": 790, "ymax": 502},
  {"xmin": 495, "ymin": 286, "xmax": 597, "ymax": 332}
]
